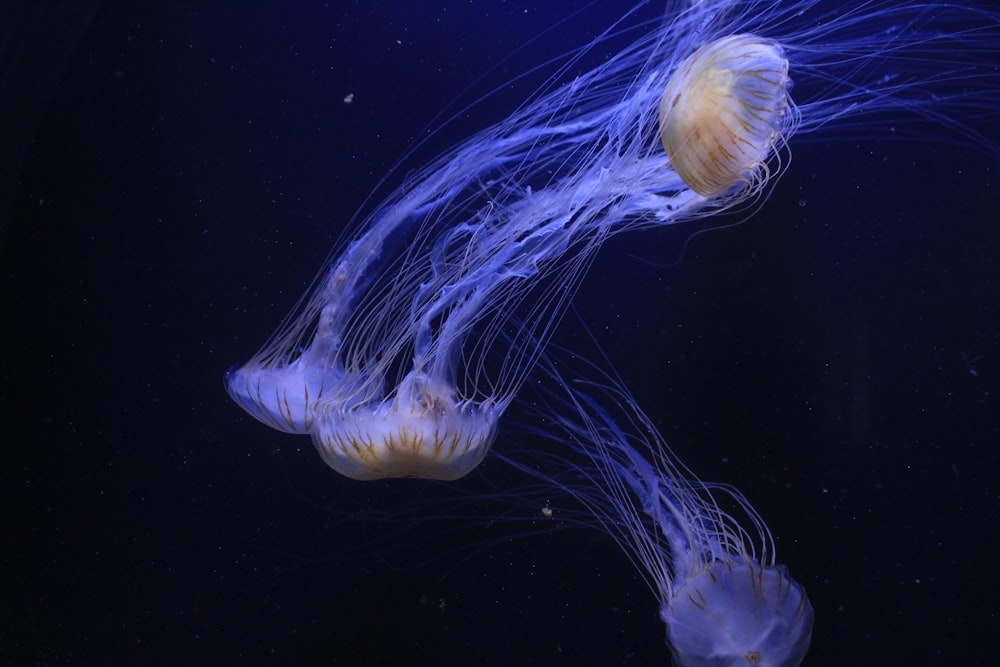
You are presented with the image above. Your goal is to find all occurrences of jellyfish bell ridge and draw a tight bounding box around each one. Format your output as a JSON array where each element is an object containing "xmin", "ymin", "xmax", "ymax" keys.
[{"xmin": 658, "ymin": 33, "xmax": 793, "ymax": 199}]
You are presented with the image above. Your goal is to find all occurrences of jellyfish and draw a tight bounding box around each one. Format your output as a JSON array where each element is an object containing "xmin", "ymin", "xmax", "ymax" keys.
[
  {"xmin": 225, "ymin": 1, "xmax": 1000, "ymax": 664},
  {"xmin": 495, "ymin": 356, "xmax": 814, "ymax": 666},
  {"xmin": 227, "ymin": 0, "xmax": 1000, "ymax": 481}
]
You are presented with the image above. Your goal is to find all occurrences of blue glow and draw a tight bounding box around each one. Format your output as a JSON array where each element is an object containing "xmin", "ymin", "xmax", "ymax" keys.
[{"xmin": 227, "ymin": 2, "xmax": 1000, "ymax": 664}]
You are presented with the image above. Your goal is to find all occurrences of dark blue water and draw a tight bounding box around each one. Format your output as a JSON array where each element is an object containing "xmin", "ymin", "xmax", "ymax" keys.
[{"xmin": 4, "ymin": 2, "xmax": 998, "ymax": 664}]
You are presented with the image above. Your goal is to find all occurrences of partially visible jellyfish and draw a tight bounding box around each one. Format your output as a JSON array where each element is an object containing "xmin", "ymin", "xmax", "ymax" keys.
[
  {"xmin": 490, "ymin": 354, "xmax": 813, "ymax": 666},
  {"xmin": 227, "ymin": 0, "xmax": 1000, "ymax": 481}
]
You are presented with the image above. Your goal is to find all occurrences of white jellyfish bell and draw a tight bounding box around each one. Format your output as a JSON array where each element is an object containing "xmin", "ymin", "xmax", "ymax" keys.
[{"xmin": 659, "ymin": 34, "xmax": 794, "ymax": 197}]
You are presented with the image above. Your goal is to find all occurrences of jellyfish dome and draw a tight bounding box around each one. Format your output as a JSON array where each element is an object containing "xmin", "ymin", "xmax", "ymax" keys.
[
  {"xmin": 662, "ymin": 561, "xmax": 812, "ymax": 666},
  {"xmin": 659, "ymin": 34, "xmax": 792, "ymax": 197}
]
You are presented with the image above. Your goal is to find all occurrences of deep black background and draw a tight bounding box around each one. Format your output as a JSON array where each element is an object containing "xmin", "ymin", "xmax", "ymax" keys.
[{"xmin": 3, "ymin": 2, "xmax": 998, "ymax": 665}]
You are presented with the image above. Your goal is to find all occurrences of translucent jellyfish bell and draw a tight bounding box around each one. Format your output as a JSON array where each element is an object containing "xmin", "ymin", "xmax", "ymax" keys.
[
  {"xmin": 659, "ymin": 34, "xmax": 792, "ymax": 197},
  {"xmin": 310, "ymin": 372, "xmax": 498, "ymax": 481},
  {"xmin": 226, "ymin": 338, "xmax": 501, "ymax": 481},
  {"xmin": 663, "ymin": 561, "xmax": 812, "ymax": 666}
]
